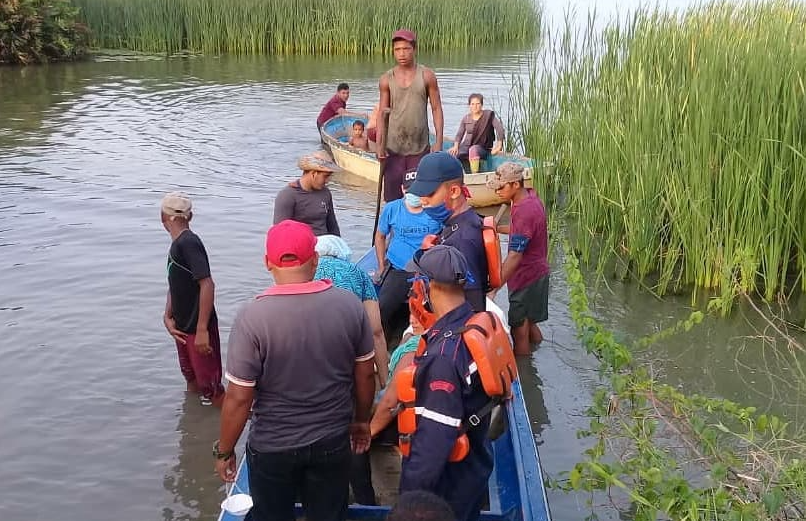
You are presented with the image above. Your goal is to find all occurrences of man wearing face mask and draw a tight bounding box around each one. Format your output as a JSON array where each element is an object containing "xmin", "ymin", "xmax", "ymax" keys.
[
  {"xmin": 407, "ymin": 152, "xmax": 488, "ymax": 312},
  {"xmin": 374, "ymin": 170, "xmax": 443, "ymax": 335}
]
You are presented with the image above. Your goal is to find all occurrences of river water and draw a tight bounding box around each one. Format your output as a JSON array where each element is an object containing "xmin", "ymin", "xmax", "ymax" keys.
[{"xmin": 2, "ymin": 2, "xmax": 805, "ymax": 520}]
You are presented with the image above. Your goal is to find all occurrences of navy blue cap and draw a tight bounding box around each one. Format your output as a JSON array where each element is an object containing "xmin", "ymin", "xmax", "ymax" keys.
[
  {"xmin": 405, "ymin": 245, "xmax": 469, "ymax": 285},
  {"xmin": 408, "ymin": 152, "xmax": 464, "ymax": 197}
]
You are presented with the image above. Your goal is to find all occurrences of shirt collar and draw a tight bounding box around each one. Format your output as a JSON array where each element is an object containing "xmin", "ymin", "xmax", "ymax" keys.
[
  {"xmin": 427, "ymin": 302, "xmax": 475, "ymax": 340},
  {"xmin": 258, "ymin": 279, "xmax": 332, "ymax": 297}
]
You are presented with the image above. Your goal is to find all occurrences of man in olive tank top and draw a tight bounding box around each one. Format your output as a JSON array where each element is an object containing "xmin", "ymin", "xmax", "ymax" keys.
[{"xmin": 377, "ymin": 29, "xmax": 444, "ymax": 202}]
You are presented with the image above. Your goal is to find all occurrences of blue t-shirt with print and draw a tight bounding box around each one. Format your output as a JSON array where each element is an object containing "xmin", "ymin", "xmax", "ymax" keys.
[{"xmin": 378, "ymin": 199, "xmax": 442, "ymax": 270}]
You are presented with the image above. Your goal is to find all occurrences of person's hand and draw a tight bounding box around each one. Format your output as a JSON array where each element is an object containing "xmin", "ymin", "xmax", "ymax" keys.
[
  {"xmin": 447, "ymin": 144, "xmax": 459, "ymax": 157},
  {"xmin": 371, "ymin": 270, "xmax": 384, "ymax": 285},
  {"xmin": 163, "ymin": 316, "xmax": 188, "ymax": 344},
  {"xmin": 215, "ymin": 455, "xmax": 237, "ymax": 482},
  {"xmin": 491, "ymin": 144, "xmax": 503, "ymax": 155},
  {"xmin": 376, "ymin": 148, "xmax": 388, "ymax": 160},
  {"xmin": 376, "ymin": 365, "xmax": 388, "ymax": 389},
  {"xmin": 349, "ymin": 422, "xmax": 371, "ymax": 454},
  {"xmin": 421, "ymin": 234, "xmax": 439, "ymax": 249},
  {"xmin": 431, "ymin": 142, "xmax": 443, "ymax": 153},
  {"xmin": 195, "ymin": 328, "xmax": 212, "ymax": 355}
]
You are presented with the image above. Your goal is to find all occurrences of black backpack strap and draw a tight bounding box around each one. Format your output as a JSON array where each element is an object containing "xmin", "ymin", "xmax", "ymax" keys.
[{"xmin": 460, "ymin": 397, "xmax": 503, "ymax": 435}]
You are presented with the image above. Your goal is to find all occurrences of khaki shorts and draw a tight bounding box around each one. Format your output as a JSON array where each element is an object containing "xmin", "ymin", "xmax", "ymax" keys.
[{"xmin": 508, "ymin": 274, "xmax": 549, "ymax": 327}]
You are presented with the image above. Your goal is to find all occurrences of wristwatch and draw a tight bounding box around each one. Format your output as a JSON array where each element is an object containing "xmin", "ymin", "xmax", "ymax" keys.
[{"xmin": 213, "ymin": 440, "xmax": 234, "ymax": 461}]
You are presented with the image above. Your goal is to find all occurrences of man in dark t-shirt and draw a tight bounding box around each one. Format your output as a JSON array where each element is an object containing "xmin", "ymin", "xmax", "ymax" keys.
[
  {"xmin": 273, "ymin": 153, "xmax": 341, "ymax": 236},
  {"xmin": 408, "ymin": 152, "xmax": 488, "ymax": 311},
  {"xmin": 215, "ymin": 220, "xmax": 375, "ymax": 521},
  {"xmin": 161, "ymin": 192, "xmax": 225, "ymax": 407}
]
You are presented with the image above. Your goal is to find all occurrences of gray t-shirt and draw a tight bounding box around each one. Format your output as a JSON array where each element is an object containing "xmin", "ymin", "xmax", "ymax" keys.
[
  {"xmin": 225, "ymin": 280, "xmax": 374, "ymax": 451},
  {"xmin": 273, "ymin": 180, "xmax": 340, "ymax": 236}
]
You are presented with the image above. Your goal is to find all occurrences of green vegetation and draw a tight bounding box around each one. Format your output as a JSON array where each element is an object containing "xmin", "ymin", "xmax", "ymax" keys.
[
  {"xmin": 513, "ymin": 1, "xmax": 806, "ymax": 311},
  {"xmin": 560, "ymin": 239, "xmax": 806, "ymax": 521},
  {"xmin": 0, "ymin": 0, "xmax": 89, "ymax": 64},
  {"xmin": 71, "ymin": 0, "xmax": 539, "ymax": 55}
]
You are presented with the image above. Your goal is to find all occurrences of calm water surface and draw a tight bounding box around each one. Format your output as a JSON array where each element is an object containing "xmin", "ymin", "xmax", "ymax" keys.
[{"xmin": 2, "ymin": 2, "xmax": 804, "ymax": 520}]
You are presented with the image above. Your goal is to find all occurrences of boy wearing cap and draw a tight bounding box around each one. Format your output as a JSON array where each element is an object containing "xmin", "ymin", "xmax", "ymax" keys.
[
  {"xmin": 273, "ymin": 153, "xmax": 341, "ymax": 236},
  {"xmin": 408, "ymin": 151, "xmax": 488, "ymax": 312},
  {"xmin": 486, "ymin": 162, "xmax": 549, "ymax": 355},
  {"xmin": 377, "ymin": 28, "xmax": 444, "ymax": 202},
  {"xmin": 216, "ymin": 220, "xmax": 376, "ymax": 521},
  {"xmin": 161, "ymin": 192, "xmax": 225, "ymax": 407},
  {"xmin": 400, "ymin": 245, "xmax": 493, "ymax": 521},
  {"xmin": 374, "ymin": 170, "xmax": 442, "ymax": 335}
]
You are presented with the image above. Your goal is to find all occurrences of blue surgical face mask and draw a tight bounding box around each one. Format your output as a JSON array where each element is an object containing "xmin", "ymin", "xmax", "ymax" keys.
[
  {"xmin": 404, "ymin": 192, "xmax": 422, "ymax": 208},
  {"xmin": 423, "ymin": 202, "xmax": 452, "ymax": 223}
]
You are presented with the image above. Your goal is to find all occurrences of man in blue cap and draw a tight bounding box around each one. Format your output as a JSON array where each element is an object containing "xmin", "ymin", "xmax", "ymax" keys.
[
  {"xmin": 399, "ymin": 245, "xmax": 493, "ymax": 521},
  {"xmin": 408, "ymin": 151, "xmax": 488, "ymax": 311}
]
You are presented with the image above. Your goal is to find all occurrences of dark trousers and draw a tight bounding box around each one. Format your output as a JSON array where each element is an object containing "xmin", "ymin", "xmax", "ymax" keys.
[
  {"xmin": 383, "ymin": 148, "xmax": 429, "ymax": 202},
  {"xmin": 378, "ymin": 267, "xmax": 413, "ymax": 335},
  {"xmin": 349, "ymin": 452, "xmax": 377, "ymax": 505},
  {"xmin": 245, "ymin": 432, "xmax": 351, "ymax": 521}
]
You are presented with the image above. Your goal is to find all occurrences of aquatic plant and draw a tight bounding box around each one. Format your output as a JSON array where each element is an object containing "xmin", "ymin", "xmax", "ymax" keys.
[
  {"xmin": 513, "ymin": 1, "xmax": 806, "ymax": 310},
  {"xmin": 560, "ymin": 240, "xmax": 806, "ymax": 521},
  {"xmin": 71, "ymin": 0, "xmax": 540, "ymax": 55},
  {"xmin": 0, "ymin": 0, "xmax": 89, "ymax": 65}
]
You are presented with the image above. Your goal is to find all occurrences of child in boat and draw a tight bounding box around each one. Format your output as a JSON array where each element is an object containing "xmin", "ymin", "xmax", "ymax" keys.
[{"xmin": 349, "ymin": 120, "xmax": 370, "ymax": 151}]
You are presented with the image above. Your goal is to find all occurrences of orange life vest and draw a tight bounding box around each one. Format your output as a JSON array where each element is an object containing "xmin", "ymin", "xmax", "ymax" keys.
[
  {"xmin": 419, "ymin": 213, "xmax": 503, "ymax": 291},
  {"xmin": 396, "ymin": 310, "xmax": 517, "ymax": 461}
]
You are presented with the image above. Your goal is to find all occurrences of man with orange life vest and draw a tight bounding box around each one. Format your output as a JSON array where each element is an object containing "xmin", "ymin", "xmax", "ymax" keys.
[
  {"xmin": 398, "ymin": 245, "xmax": 494, "ymax": 521},
  {"xmin": 408, "ymin": 151, "xmax": 488, "ymax": 312}
]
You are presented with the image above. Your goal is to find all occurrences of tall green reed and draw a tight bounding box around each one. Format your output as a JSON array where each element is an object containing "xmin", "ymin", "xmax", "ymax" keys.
[
  {"xmin": 514, "ymin": 0, "xmax": 806, "ymax": 310},
  {"xmin": 72, "ymin": 0, "xmax": 540, "ymax": 55}
]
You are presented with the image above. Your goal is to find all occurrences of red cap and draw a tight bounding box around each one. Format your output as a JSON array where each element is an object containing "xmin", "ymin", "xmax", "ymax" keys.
[
  {"xmin": 392, "ymin": 29, "xmax": 416, "ymax": 43},
  {"xmin": 265, "ymin": 220, "xmax": 317, "ymax": 267}
]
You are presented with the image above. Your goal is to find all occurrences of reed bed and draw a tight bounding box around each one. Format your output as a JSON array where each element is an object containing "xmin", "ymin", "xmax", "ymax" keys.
[
  {"xmin": 514, "ymin": 0, "xmax": 806, "ymax": 307},
  {"xmin": 72, "ymin": 0, "xmax": 539, "ymax": 55}
]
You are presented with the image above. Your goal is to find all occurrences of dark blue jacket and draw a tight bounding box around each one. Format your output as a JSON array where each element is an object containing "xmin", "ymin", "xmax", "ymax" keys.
[{"xmin": 399, "ymin": 302, "xmax": 494, "ymax": 521}]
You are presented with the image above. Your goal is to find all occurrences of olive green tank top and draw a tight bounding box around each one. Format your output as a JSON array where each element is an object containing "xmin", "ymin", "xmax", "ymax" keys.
[{"xmin": 386, "ymin": 65, "xmax": 429, "ymax": 155}]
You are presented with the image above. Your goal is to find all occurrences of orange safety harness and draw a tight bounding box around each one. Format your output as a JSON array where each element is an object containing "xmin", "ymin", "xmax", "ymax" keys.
[{"xmin": 395, "ymin": 310, "xmax": 517, "ymax": 462}]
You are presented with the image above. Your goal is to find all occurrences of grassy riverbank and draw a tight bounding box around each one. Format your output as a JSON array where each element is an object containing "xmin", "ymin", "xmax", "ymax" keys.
[
  {"xmin": 514, "ymin": 0, "xmax": 806, "ymax": 309},
  {"xmin": 71, "ymin": 0, "xmax": 540, "ymax": 55}
]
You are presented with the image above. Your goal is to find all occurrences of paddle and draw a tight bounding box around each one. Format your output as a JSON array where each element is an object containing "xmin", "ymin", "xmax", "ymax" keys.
[
  {"xmin": 371, "ymin": 108, "xmax": 391, "ymax": 246},
  {"xmin": 493, "ymin": 203, "xmax": 509, "ymax": 227}
]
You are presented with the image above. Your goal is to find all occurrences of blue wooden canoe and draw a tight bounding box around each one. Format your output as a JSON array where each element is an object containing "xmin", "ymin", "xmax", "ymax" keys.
[
  {"xmin": 218, "ymin": 249, "xmax": 552, "ymax": 521},
  {"xmin": 320, "ymin": 114, "xmax": 539, "ymax": 208}
]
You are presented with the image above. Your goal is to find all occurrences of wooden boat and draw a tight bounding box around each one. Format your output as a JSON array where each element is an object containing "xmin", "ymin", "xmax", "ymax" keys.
[
  {"xmin": 320, "ymin": 114, "xmax": 540, "ymax": 208},
  {"xmin": 218, "ymin": 248, "xmax": 553, "ymax": 521}
]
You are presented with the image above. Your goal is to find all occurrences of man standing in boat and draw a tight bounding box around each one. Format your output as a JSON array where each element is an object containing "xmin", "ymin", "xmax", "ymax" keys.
[
  {"xmin": 398, "ymin": 245, "xmax": 493, "ymax": 521},
  {"xmin": 408, "ymin": 152, "xmax": 488, "ymax": 312},
  {"xmin": 377, "ymin": 29, "xmax": 444, "ymax": 202},
  {"xmin": 215, "ymin": 220, "xmax": 376, "ymax": 521}
]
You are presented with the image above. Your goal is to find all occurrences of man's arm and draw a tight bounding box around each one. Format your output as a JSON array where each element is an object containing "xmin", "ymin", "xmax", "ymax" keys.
[
  {"xmin": 377, "ymin": 75, "xmax": 391, "ymax": 159},
  {"xmin": 374, "ymin": 232, "xmax": 388, "ymax": 269},
  {"xmin": 215, "ymin": 382, "xmax": 254, "ymax": 482},
  {"xmin": 273, "ymin": 188, "xmax": 295, "ymax": 224},
  {"xmin": 326, "ymin": 194, "xmax": 341, "ymax": 236},
  {"xmin": 363, "ymin": 300, "xmax": 389, "ymax": 388},
  {"xmin": 500, "ymin": 251, "xmax": 524, "ymax": 286},
  {"xmin": 424, "ymin": 68, "xmax": 444, "ymax": 151}
]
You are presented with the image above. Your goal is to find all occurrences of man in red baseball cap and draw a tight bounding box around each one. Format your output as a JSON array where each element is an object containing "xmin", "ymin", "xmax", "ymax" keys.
[
  {"xmin": 216, "ymin": 219, "xmax": 376, "ymax": 521},
  {"xmin": 376, "ymin": 28, "xmax": 445, "ymax": 202}
]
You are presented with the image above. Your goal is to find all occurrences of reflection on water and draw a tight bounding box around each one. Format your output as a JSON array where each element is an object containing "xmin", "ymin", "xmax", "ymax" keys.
[{"xmin": 163, "ymin": 395, "xmax": 228, "ymax": 521}]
